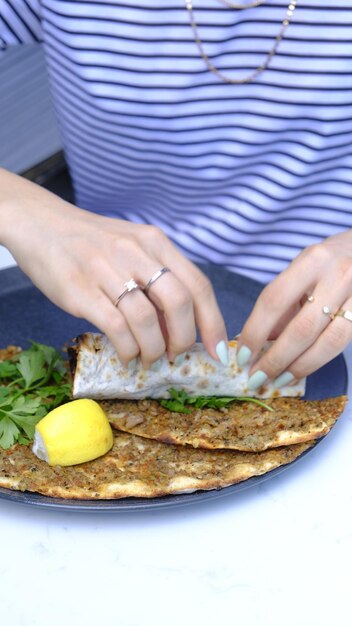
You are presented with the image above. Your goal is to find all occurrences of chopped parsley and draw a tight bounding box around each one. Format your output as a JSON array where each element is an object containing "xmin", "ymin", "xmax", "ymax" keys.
[{"xmin": 159, "ymin": 388, "xmax": 274, "ymax": 414}]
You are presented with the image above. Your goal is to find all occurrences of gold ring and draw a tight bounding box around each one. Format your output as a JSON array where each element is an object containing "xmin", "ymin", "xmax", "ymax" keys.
[
  {"xmin": 144, "ymin": 267, "xmax": 171, "ymax": 293},
  {"xmin": 113, "ymin": 278, "xmax": 141, "ymax": 307},
  {"xmin": 334, "ymin": 309, "xmax": 352, "ymax": 322},
  {"xmin": 322, "ymin": 305, "xmax": 335, "ymax": 321}
]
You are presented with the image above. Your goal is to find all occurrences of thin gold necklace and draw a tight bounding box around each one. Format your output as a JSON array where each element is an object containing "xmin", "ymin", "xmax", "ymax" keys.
[{"xmin": 185, "ymin": 0, "xmax": 297, "ymax": 84}]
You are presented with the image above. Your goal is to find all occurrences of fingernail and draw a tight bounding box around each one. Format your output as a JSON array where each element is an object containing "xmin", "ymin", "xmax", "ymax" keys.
[
  {"xmin": 237, "ymin": 345, "xmax": 252, "ymax": 367},
  {"xmin": 128, "ymin": 358, "xmax": 137, "ymax": 373},
  {"xmin": 215, "ymin": 340, "xmax": 229, "ymax": 366},
  {"xmin": 274, "ymin": 371, "xmax": 295, "ymax": 388},
  {"xmin": 150, "ymin": 358, "xmax": 163, "ymax": 372},
  {"xmin": 174, "ymin": 353, "xmax": 185, "ymax": 367},
  {"xmin": 248, "ymin": 370, "xmax": 268, "ymax": 391}
]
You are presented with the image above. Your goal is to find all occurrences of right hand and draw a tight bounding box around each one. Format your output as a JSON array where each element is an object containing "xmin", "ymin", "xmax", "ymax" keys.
[{"xmin": 0, "ymin": 170, "xmax": 227, "ymax": 366}]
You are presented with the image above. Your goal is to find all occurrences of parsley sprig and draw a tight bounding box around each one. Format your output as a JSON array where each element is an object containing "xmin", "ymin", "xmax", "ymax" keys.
[
  {"xmin": 0, "ymin": 342, "xmax": 71, "ymax": 449},
  {"xmin": 159, "ymin": 388, "xmax": 274, "ymax": 414}
]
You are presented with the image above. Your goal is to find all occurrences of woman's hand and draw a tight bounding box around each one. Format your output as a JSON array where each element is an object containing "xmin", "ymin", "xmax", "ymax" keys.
[
  {"xmin": 0, "ymin": 169, "xmax": 227, "ymax": 367},
  {"xmin": 237, "ymin": 230, "xmax": 352, "ymax": 389}
]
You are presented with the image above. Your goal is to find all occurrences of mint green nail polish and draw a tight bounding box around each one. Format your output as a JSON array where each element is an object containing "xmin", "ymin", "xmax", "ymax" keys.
[
  {"xmin": 150, "ymin": 358, "xmax": 162, "ymax": 372},
  {"xmin": 216, "ymin": 340, "xmax": 229, "ymax": 366},
  {"xmin": 274, "ymin": 371, "xmax": 295, "ymax": 388},
  {"xmin": 237, "ymin": 345, "xmax": 252, "ymax": 367},
  {"xmin": 128, "ymin": 358, "xmax": 137, "ymax": 372},
  {"xmin": 248, "ymin": 370, "xmax": 268, "ymax": 391},
  {"xmin": 174, "ymin": 353, "xmax": 185, "ymax": 367}
]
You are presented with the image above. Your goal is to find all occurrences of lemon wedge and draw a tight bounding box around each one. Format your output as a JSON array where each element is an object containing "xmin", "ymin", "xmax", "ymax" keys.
[{"xmin": 32, "ymin": 399, "xmax": 114, "ymax": 466}]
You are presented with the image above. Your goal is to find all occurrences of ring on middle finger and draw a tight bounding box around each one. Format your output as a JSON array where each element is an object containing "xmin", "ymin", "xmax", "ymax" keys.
[
  {"xmin": 144, "ymin": 267, "xmax": 171, "ymax": 294},
  {"xmin": 334, "ymin": 308, "xmax": 352, "ymax": 322},
  {"xmin": 113, "ymin": 278, "xmax": 141, "ymax": 307},
  {"xmin": 322, "ymin": 305, "xmax": 336, "ymax": 321}
]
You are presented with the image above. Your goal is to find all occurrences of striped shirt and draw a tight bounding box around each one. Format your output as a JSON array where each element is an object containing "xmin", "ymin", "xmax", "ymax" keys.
[{"xmin": 1, "ymin": 0, "xmax": 352, "ymax": 283}]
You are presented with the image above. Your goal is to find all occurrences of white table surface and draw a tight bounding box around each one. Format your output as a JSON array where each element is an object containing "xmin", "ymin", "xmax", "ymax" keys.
[{"xmin": 0, "ymin": 251, "xmax": 351, "ymax": 626}]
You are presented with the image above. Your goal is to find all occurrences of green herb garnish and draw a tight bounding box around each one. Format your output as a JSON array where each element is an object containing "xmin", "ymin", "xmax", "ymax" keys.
[
  {"xmin": 0, "ymin": 342, "xmax": 71, "ymax": 449},
  {"xmin": 159, "ymin": 388, "xmax": 274, "ymax": 414}
]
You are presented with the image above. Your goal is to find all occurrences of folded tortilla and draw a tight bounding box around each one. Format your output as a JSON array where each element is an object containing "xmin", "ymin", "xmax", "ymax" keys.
[{"xmin": 69, "ymin": 333, "xmax": 306, "ymax": 400}]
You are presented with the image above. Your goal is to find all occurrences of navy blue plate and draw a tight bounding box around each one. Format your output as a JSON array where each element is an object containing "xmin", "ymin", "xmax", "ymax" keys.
[{"xmin": 0, "ymin": 265, "xmax": 347, "ymax": 511}]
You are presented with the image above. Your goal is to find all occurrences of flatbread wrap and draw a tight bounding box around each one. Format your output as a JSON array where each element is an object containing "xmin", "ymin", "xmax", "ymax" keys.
[{"xmin": 69, "ymin": 333, "xmax": 306, "ymax": 400}]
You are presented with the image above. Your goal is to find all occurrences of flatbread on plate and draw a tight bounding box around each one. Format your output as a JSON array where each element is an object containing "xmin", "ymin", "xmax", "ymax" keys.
[
  {"xmin": 0, "ymin": 344, "xmax": 346, "ymax": 501},
  {"xmin": 102, "ymin": 396, "xmax": 347, "ymax": 452},
  {"xmin": 0, "ymin": 431, "xmax": 314, "ymax": 500},
  {"xmin": 69, "ymin": 333, "xmax": 306, "ymax": 400}
]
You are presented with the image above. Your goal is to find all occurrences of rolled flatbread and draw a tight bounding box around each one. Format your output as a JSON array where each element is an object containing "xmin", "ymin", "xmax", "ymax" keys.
[{"xmin": 69, "ymin": 333, "xmax": 306, "ymax": 400}]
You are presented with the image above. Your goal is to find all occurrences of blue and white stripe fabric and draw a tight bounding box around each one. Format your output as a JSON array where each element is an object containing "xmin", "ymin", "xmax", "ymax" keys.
[{"xmin": 1, "ymin": 0, "xmax": 352, "ymax": 283}]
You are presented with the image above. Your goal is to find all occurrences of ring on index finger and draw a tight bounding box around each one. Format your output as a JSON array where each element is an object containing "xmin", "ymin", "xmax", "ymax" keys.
[
  {"xmin": 113, "ymin": 278, "xmax": 141, "ymax": 307},
  {"xmin": 144, "ymin": 267, "xmax": 171, "ymax": 294}
]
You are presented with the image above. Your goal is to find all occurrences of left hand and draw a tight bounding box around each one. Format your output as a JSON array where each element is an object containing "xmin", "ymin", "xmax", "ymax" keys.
[{"xmin": 237, "ymin": 229, "xmax": 352, "ymax": 390}]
